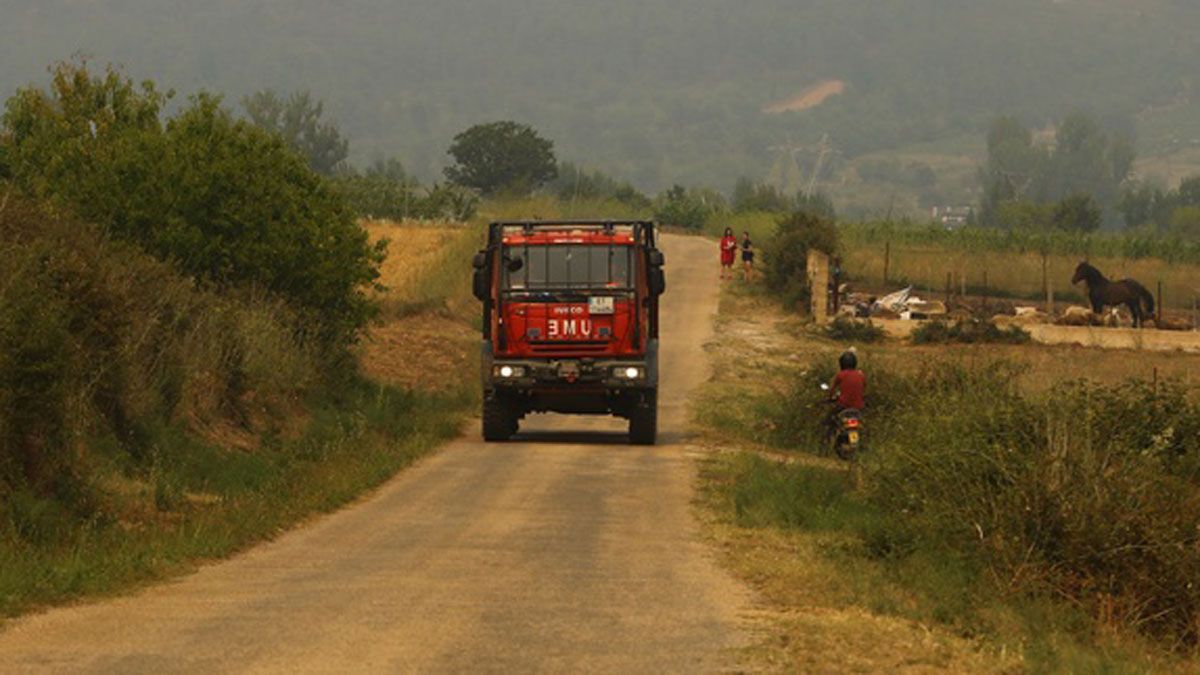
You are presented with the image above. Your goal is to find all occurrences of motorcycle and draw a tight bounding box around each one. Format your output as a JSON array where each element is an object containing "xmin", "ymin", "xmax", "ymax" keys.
[{"xmin": 820, "ymin": 383, "xmax": 865, "ymax": 460}]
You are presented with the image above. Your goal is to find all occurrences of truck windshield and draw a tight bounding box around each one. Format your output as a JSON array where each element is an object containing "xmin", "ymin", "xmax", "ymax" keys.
[{"xmin": 504, "ymin": 244, "xmax": 633, "ymax": 290}]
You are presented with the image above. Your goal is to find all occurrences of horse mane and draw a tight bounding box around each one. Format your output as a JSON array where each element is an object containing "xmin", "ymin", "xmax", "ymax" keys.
[{"xmin": 1074, "ymin": 261, "xmax": 1107, "ymax": 285}]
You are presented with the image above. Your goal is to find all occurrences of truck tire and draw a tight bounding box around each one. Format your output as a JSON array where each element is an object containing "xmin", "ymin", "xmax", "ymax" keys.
[
  {"xmin": 482, "ymin": 394, "xmax": 517, "ymax": 441},
  {"xmin": 628, "ymin": 390, "xmax": 657, "ymax": 445}
]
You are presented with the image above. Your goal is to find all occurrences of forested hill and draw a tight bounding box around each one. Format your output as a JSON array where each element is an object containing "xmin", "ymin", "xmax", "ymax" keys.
[{"xmin": 4, "ymin": 0, "xmax": 1199, "ymax": 190}]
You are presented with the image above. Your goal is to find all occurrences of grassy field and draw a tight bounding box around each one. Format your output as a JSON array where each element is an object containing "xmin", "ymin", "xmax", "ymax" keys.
[
  {"xmin": 693, "ymin": 280, "xmax": 1200, "ymax": 672},
  {"xmin": 0, "ymin": 218, "xmax": 480, "ymax": 620},
  {"xmin": 711, "ymin": 214, "xmax": 1200, "ymax": 311}
]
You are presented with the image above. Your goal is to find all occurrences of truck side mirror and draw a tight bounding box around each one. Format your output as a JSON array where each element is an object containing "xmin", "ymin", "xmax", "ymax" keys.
[
  {"xmin": 649, "ymin": 268, "xmax": 666, "ymax": 296},
  {"xmin": 472, "ymin": 270, "xmax": 489, "ymax": 302},
  {"xmin": 472, "ymin": 250, "xmax": 489, "ymax": 302},
  {"xmin": 649, "ymin": 250, "xmax": 664, "ymax": 267}
]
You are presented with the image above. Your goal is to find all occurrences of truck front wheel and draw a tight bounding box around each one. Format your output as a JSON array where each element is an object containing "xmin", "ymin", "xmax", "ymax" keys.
[
  {"xmin": 482, "ymin": 394, "xmax": 518, "ymax": 441},
  {"xmin": 628, "ymin": 390, "xmax": 658, "ymax": 445}
]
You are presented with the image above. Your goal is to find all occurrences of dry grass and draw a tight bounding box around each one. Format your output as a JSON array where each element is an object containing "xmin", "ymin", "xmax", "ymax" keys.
[
  {"xmin": 363, "ymin": 220, "xmax": 465, "ymax": 296},
  {"xmin": 360, "ymin": 315, "xmax": 475, "ymax": 392},
  {"xmin": 358, "ymin": 218, "xmax": 481, "ymax": 392},
  {"xmin": 845, "ymin": 244, "xmax": 1200, "ymax": 312},
  {"xmin": 693, "ymin": 279, "xmax": 1197, "ymax": 672}
]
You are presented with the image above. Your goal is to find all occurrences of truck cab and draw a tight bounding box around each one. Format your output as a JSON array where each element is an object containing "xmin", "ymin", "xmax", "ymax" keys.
[{"xmin": 472, "ymin": 221, "xmax": 666, "ymax": 444}]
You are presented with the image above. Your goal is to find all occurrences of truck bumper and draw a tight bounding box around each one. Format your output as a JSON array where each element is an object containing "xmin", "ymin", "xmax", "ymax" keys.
[{"xmin": 481, "ymin": 340, "xmax": 658, "ymax": 416}]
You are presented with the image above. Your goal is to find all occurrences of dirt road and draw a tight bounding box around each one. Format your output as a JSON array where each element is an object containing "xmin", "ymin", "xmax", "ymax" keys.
[{"xmin": 0, "ymin": 235, "xmax": 751, "ymax": 673}]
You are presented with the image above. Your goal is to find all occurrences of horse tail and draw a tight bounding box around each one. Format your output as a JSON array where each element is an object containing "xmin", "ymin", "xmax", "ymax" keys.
[{"xmin": 1130, "ymin": 280, "xmax": 1155, "ymax": 317}]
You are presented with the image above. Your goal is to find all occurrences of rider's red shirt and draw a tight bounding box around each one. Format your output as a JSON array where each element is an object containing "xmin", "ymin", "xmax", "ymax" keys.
[{"xmin": 834, "ymin": 369, "xmax": 866, "ymax": 410}]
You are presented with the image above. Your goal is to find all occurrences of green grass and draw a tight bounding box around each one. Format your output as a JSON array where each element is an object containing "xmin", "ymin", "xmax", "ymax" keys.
[
  {"xmin": 0, "ymin": 378, "xmax": 472, "ymax": 619},
  {"xmin": 702, "ymin": 450, "xmax": 1178, "ymax": 673}
]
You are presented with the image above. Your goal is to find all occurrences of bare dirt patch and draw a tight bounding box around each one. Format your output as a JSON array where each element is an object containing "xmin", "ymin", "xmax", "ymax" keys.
[{"xmin": 763, "ymin": 79, "xmax": 846, "ymax": 114}]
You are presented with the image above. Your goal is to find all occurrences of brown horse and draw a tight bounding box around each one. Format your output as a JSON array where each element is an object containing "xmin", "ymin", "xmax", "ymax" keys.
[{"xmin": 1070, "ymin": 262, "xmax": 1156, "ymax": 328}]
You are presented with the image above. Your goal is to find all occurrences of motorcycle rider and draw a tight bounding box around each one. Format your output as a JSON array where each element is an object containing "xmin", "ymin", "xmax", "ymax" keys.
[{"xmin": 826, "ymin": 350, "xmax": 865, "ymax": 436}]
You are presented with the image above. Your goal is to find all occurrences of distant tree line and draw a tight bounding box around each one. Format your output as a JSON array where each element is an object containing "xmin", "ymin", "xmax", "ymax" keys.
[{"xmin": 978, "ymin": 113, "xmax": 1134, "ymax": 232}]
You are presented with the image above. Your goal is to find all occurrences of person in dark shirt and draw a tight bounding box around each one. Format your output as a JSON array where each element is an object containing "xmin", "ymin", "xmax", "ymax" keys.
[{"xmin": 740, "ymin": 231, "xmax": 755, "ymax": 281}]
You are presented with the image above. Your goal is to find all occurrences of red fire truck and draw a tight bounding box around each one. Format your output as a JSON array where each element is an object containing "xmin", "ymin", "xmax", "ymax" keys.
[{"xmin": 472, "ymin": 221, "xmax": 666, "ymax": 444}]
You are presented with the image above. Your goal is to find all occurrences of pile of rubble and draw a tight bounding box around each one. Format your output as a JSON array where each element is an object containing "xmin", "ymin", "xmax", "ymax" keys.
[
  {"xmin": 839, "ymin": 286, "xmax": 947, "ymax": 321},
  {"xmin": 839, "ymin": 285, "xmax": 1195, "ymax": 331}
]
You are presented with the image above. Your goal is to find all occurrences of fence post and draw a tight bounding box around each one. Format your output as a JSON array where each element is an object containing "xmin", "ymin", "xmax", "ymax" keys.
[
  {"xmin": 883, "ymin": 241, "xmax": 890, "ymax": 286},
  {"xmin": 1046, "ymin": 273, "xmax": 1054, "ymax": 317},
  {"xmin": 983, "ymin": 269, "xmax": 989, "ymax": 313},
  {"xmin": 1157, "ymin": 281, "xmax": 1163, "ymax": 327}
]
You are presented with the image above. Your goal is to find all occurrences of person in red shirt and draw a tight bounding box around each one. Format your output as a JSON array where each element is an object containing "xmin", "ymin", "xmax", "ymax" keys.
[
  {"xmin": 830, "ymin": 350, "xmax": 866, "ymax": 411},
  {"xmin": 719, "ymin": 227, "xmax": 737, "ymax": 280}
]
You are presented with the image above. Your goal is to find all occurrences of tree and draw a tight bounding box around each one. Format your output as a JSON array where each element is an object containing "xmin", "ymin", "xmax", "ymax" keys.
[
  {"xmin": 242, "ymin": 90, "xmax": 349, "ymax": 175},
  {"xmin": 1169, "ymin": 206, "xmax": 1200, "ymax": 240},
  {"xmin": 994, "ymin": 200, "xmax": 1053, "ymax": 230},
  {"xmin": 1051, "ymin": 194, "xmax": 1102, "ymax": 232},
  {"xmin": 4, "ymin": 62, "xmax": 382, "ymax": 347},
  {"xmin": 764, "ymin": 211, "xmax": 840, "ymax": 310},
  {"xmin": 979, "ymin": 113, "xmax": 1135, "ymax": 227},
  {"xmin": 978, "ymin": 116, "xmax": 1043, "ymax": 226},
  {"xmin": 548, "ymin": 161, "xmax": 649, "ymax": 208},
  {"xmin": 444, "ymin": 121, "xmax": 557, "ymax": 196}
]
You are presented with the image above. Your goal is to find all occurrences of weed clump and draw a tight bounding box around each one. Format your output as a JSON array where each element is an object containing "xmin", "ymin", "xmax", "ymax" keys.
[
  {"xmin": 824, "ymin": 316, "xmax": 885, "ymax": 343},
  {"xmin": 767, "ymin": 356, "xmax": 1200, "ymax": 648},
  {"xmin": 910, "ymin": 317, "xmax": 1030, "ymax": 345}
]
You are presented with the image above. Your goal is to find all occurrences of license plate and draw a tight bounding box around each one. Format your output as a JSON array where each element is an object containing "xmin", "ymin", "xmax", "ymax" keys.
[
  {"xmin": 848, "ymin": 431, "xmax": 859, "ymax": 444},
  {"xmin": 588, "ymin": 296, "xmax": 614, "ymax": 315}
]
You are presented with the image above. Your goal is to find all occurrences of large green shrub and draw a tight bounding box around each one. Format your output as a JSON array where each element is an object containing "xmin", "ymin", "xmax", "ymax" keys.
[
  {"xmin": 763, "ymin": 210, "xmax": 840, "ymax": 309},
  {"xmin": 771, "ymin": 356, "xmax": 1200, "ymax": 647},
  {"xmin": 2, "ymin": 61, "xmax": 383, "ymax": 347},
  {"xmin": 0, "ymin": 199, "xmax": 316, "ymax": 513}
]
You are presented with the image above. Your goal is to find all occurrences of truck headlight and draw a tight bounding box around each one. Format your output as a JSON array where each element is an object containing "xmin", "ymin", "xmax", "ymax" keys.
[
  {"xmin": 494, "ymin": 365, "xmax": 525, "ymax": 378},
  {"xmin": 614, "ymin": 366, "xmax": 642, "ymax": 379}
]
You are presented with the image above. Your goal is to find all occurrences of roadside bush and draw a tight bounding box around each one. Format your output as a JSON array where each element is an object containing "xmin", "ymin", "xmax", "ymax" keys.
[
  {"xmin": 767, "ymin": 354, "xmax": 1200, "ymax": 647},
  {"xmin": 910, "ymin": 318, "xmax": 1030, "ymax": 345},
  {"xmin": 825, "ymin": 316, "xmax": 885, "ymax": 343},
  {"xmin": 2, "ymin": 61, "xmax": 384, "ymax": 348},
  {"xmin": 763, "ymin": 210, "xmax": 840, "ymax": 310},
  {"xmin": 0, "ymin": 199, "xmax": 316, "ymax": 526},
  {"xmin": 654, "ymin": 185, "xmax": 724, "ymax": 231},
  {"xmin": 869, "ymin": 368, "xmax": 1200, "ymax": 647},
  {"xmin": 333, "ymin": 174, "xmax": 479, "ymax": 222}
]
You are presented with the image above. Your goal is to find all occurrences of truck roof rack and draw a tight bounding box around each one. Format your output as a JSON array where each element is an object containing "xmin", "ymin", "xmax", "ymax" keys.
[
  {"xmin": 488, "ymin": 220, "xmax": 657, "ymax": 248},
  {"xmin": 489, "ymin": 220, "xmax": 653, "ymax": 227}
]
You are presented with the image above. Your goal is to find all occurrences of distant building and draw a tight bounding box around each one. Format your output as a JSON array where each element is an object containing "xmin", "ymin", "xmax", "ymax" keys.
[{"xmin": 931, "ymin": 206, "xmax": 973, "ymax": 229}]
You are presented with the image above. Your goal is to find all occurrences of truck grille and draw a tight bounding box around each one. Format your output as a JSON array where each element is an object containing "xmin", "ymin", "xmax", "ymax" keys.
[{"xmin": 529, "ymin": 341, "xmax": 609, "ymax": 354}]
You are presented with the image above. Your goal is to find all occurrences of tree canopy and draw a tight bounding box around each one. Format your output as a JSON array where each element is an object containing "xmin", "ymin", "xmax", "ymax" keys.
[
  {"xmin": 242, "ymin": 89, "xmax": 349, "ymax": 175},
  {"xmin": 2, "ymin": 62, "xmax": 382, "ymax": 346},
  {"xmin": 444, "ymin": 121, "xmax": 557, "ymax": 196}
]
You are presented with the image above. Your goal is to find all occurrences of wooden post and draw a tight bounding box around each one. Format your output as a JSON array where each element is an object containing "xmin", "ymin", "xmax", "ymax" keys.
[
  {"xmin": 883, "ymin": 241, "xmax": 891, "ymax": 286},
  {"xmin": 982, "ymin": 270, "xmax": 989, "ymax": 312},
  {"xmin": 1041, "ymin": 253, "xmax": 1048, "ymax": 307},
  {"xmin": 945, "ymin": 271, "xmax": 952, "ymax": 304},
  {"xmin": 1046, "ymin": 273, "xmax": 1054, "ymax": 317},
  {"xmin": 1157, "ymin": 281, "xmax": 1163, "ymax": 327}
]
